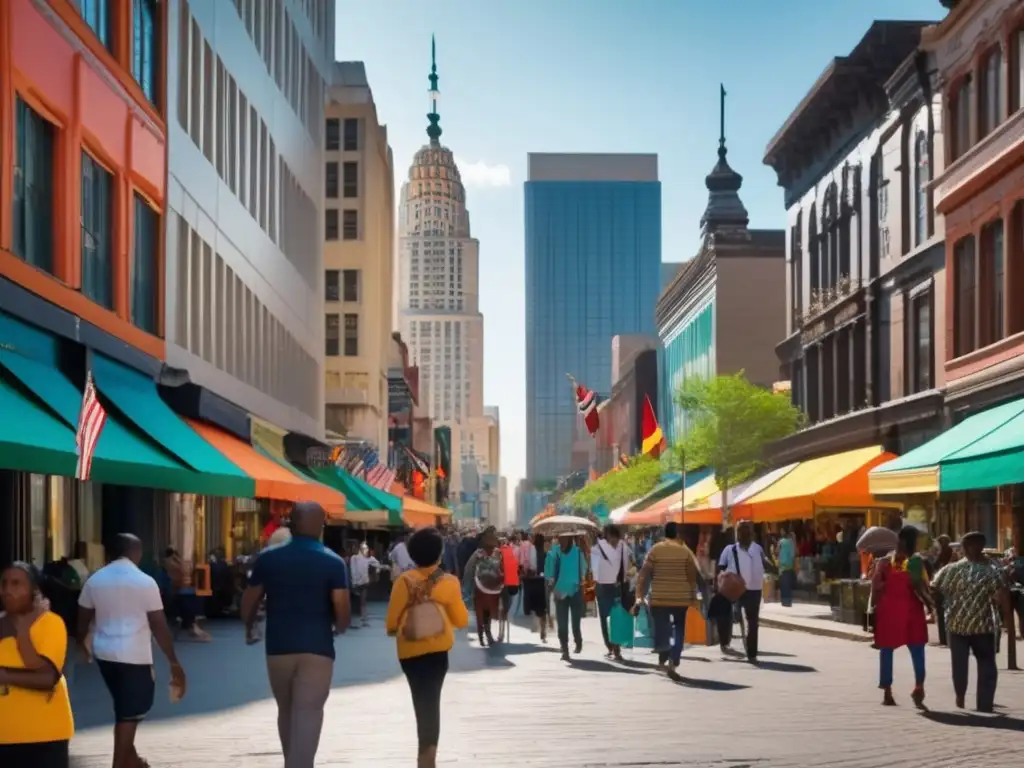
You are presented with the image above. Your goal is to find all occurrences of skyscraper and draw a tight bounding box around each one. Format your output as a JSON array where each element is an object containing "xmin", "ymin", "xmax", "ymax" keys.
[
  {"xmin": 397, "ymin": 39, "xmax": 490, "ymax": 496},
  {"xmin": 524, "ymin": 154, "xmax": 662, "ymax": 483}
]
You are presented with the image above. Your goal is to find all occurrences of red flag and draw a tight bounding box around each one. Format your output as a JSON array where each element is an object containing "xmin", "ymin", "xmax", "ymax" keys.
[
  {"xmin": 569, "ymin": 375, "xmax": 600, "ymax": 436},
  {"xmin": 641, "ymin": 395, "xmax": 667, "ymax": 458}
]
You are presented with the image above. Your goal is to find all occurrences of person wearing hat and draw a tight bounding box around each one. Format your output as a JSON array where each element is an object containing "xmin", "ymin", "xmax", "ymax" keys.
[{"xmin": 931, "ymin": 531, "xmax": 1013, "ymax": 712}]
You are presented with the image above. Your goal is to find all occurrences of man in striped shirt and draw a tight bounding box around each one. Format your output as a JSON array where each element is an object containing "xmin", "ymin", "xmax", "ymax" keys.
[{"xmin": 634, "ymin": 522, "xmax": 703, "ymax": 677}]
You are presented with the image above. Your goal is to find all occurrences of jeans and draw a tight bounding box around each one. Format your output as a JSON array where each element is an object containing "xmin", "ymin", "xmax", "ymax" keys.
[
  {"xmin": 400, "ymin": 651, "xmax": 449, "ymax": 751},
  {"xmin": 651, "ymin": 605, "xmax": 688, "ymax": 665},
  {"xmin": 266, "ymin": 653, "xmax": 334, "ymax": 768},
  {"xmin": 878, "ymin": 644, "xmax": 926, "ymax": 689},
  {"xmin": 595, "ymin": 583, "xmax": 620, "ymax": 650},
  {"xmin": 949, "ymin": 632, "xmax": 998, "ymax": 711},
  {"xmin": 555, "ymin": 590, "xmax": 584, "ymax": 650},
  {"xmin": 716, "ymin": 589, "xmax": 762, "ymax": 659},
  {"xmin": 779, "ymin": 569, "xmax": 795, "ymax": 607}
]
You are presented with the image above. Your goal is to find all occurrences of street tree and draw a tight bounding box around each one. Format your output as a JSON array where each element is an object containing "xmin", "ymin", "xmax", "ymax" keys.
[
  {"xmin": 675, "ymin": 372, "xmax": 803, "ymax": 528},
  {"xmin": 567, "ymin": 454, "xmax": 665, "ymax": 511}
]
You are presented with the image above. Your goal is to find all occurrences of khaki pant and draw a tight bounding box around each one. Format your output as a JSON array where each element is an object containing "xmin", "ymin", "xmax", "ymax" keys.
[{"xmin": 266, "ymin": 654, "xmax": 334, "ymax": 768}]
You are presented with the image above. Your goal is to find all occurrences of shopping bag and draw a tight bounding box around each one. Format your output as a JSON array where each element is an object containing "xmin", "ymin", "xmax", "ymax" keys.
[
  {"xmin": 633, "ymin": 604, "xmax": 654, "ymax": 648},
  {"xmin": 609, "ymin": 604, "xmax": 635, "ymax": 647}
]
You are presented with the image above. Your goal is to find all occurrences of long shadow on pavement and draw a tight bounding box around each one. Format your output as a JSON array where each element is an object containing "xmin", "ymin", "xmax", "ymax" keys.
[
  {"xmin": 721, "ymin": 658, "xmax": 818, "ymax": 673},
  {"xmin": 70, "ymin": 615, "xmax": 523, "ymax": 730},
  {"xmin": 566, "ymin": 658, "xmax": 647, "ymax": 675},
  {"xmin": 921, "ymin": 711, "xmax": 1024, "ymax": 731},
  {"xmin": 672, "ymin": 675, "xmax": 750, "ymax": 692}
]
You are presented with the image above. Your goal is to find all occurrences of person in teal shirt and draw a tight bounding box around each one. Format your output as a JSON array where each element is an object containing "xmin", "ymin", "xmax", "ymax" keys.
[
  {"xmin": 778, "ymin": 532, "xmax": 796, "ymax": 607},
  {"xmin": 547, "ymin": 532, "xmax": 587, "ymax": 660}
]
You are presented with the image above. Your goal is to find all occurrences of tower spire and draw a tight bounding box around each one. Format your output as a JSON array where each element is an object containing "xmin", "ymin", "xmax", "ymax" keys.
[
  {"xmin": 700, "ymin": 83, "xmax": 749, "ymax": 236},
  {"xmin": 427, "ymin": 35, "xmax": 442, "ymax": 144}
]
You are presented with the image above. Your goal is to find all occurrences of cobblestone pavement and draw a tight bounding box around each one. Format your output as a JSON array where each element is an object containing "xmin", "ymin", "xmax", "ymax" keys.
[{"xmin": 68, "ymin": 611, "xmax": 1024, "ymax": 767}]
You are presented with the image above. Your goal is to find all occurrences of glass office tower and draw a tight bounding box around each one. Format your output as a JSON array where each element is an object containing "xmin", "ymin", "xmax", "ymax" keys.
[{"xmin": 524, "ymin": 154, "xmax": 661, "ymax": 483}]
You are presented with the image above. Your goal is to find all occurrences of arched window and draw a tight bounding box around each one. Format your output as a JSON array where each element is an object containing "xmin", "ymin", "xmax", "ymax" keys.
[
  {"xmin": 915, "ymin": 130, "xmax": 930, "ymax": 246},
  {"xmin": 808, "ymin": 204, "xmax": 819, "ymax": 296}
]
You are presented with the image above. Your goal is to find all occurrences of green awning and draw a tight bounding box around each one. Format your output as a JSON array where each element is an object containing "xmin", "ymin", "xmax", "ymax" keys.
[
  {"xmin": 89, "ymin": 353, "xmax": 255, "ymax": 497},
  {"xmin": 0, "ymin": 375, "xmax": 76, "ymax": 476},
  {"xmin": 309, "ymin": 466, "xmax": 403, "ymax": 526}
]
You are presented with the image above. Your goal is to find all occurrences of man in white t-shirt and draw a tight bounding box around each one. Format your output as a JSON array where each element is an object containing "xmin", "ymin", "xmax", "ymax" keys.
[
  {"xmin": 349, "ymin": 542, "xmax": 381, "ymax": 627},
  {"xmin": 592, "ymin": 525, "xmax": 630, "ymax": 659},
  {"xmin": 716, "ymin": 521, "xmax": 776, "ymax": 662},
  {"xmin": 389, "ymin": 535, "xmax": 415, "ymax": 575},
  {"xmin": 78, "ymin": 534, "xmax": 186, "ymax": 768}
]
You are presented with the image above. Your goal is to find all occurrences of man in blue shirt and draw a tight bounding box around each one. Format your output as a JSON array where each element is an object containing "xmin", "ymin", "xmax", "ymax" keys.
[
  {"xmin": 242, "ymin": 501, "xmax": 350, "ymax": 768},
  {"xmin": 546, "ymin": 531, "xmax": 587, "ymax": 661}
]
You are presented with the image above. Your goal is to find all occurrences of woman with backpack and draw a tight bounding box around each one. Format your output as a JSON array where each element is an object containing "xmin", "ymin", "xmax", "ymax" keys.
[
  {"xmin": 385, "ymin": 527, "xmax": 469, "ymax": 768},
  {"xmin": 461, "ymin": 527, "xmax": 505, "ymax": 646}
]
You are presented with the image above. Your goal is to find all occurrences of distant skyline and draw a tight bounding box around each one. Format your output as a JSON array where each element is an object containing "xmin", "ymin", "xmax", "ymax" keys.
[{"xmin": 336, "ymin": 0, "xmax": 944, "ymax": 492}]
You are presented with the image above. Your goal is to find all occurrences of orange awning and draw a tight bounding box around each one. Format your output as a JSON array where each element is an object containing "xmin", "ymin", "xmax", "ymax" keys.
[
  {"xmin": 402, "ymin": 495, "xmax": 451, "ymax": 528},
  {"xmin": 187, "ymin": 419, "xmax": 345, "ymax": 518},
  {"xmin": 683, "ymin": 508, "xmax": 722, "ymax": 525},
  {"xmin": 624, "ymin": 493, "xmax": 676, "ymax": 526}
]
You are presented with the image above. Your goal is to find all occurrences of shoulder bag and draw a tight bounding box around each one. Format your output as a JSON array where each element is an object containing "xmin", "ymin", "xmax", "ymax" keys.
[{"xmin": 716, "ymin": 544, "xmax": 747, "ymax": 603}]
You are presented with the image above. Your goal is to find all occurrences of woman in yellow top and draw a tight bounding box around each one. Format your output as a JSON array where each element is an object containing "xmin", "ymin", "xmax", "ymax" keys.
[
  {"xmin": 0, "ymin": 562, "xmax": 74, "ymax": 768},
  {"xmin": 386, "ymin": 527, "xmax": 469, "ymax": 768}
]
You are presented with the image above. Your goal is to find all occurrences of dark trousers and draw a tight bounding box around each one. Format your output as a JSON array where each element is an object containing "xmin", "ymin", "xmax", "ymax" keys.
[
  {"xmin": 651, "ymin": 605, "xmax": 688, "ymax": 665},
  {"xmin": 595, "ymin": 583, "xmax": 620, "ymax": 649},
  {"xmin": 949, "ymin": 632, "xmax": 998, "ymax": 711},
  {"xmin": 0, "ymin": 740, "xmax": 69, "ymax": 768},
  {"xmin": 779, "ymin": 569, "xmax": 795, "ymax": 607},
  {"xmin": 555, "ymin": 590, "xmax": 584, "ymax": 650},
  {"xmin": 935, "ymin": 593, "xmax": 948, "ymax": 646},
  {"xmin": 400, "ymin": 651, "xmax": 449, "ymax": 751},
  {"xmin": 716, "ymin": 589, "xmax": 762, "ymax": 659}
]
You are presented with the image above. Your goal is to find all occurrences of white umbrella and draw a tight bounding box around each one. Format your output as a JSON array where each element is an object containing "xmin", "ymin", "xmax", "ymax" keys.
[{"xmin": 532, "ymin": 515, "xmax": 600, "ymax": 535}]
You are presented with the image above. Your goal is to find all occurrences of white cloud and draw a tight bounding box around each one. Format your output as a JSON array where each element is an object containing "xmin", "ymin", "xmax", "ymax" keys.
[{"xmin": 456, "ymin": 158, "xmax": 511, "ymax": 188}]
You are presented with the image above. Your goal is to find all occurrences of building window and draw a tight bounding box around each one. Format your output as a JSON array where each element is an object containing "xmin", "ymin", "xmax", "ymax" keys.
[
  {"xmin": 132, "ymin": 0, "xmax": 159, "ymax": 104},
  {"xmin": 81, "ymin": 151, "xmax": 114, "ymax": 309},
  {"xmin": 979, "ymin": 47, "xmax": 1003, "ymax": 140},
  {"xmin": 914, "ymin": 131, "xmax": 930, "ymax": 246},
  {"xmin": 79, "ymin": 0, "xmax": 112, "ymax": 50},
  {"xmin": 980, "ymin": 219, "xmax": 1004, "ymax": 346},
  {"xmin": 325, "ymin": 161, "xmax": 338, "ymax": 198},
  {"xmin": 1012, "ymin": 28, "xmax": 1024, "ymax": 115},
  {"xmin": 325, "ymin": 118, "xmax": 340, "ymax": 151},
  {"xmin": 343, "ymin": 269, "xmax": 359, "ymax": 302},
  {"xmin": 325, "ymin": 209, "xmax": 339, "ymax": 240},
  {"xmin": 877, "ymin": 180, "xmax": 890, "ymax": 261},
  {"xmin": 344, "ymin": 314, "xmax": 358, "ymax": 356},
  {"xmin": 343, "ymin": 162, "xmax": 358, "ymax": 198},
  {"xmin": 12, "ymin": 98, "xmax": 55, "ymax": 274},
  {"xmin": 909, "ymin": 291, "xmax": 932, "ymax": 394},
  {"xmin": 953, "ymin": 235, "xmax": 976, "ymax": 358},
  {"xmin": 131, "ymin": 194, "xmax": 159, "ymax": 334},
  {"xmin": 951, "ymin": 77, "xmax": 972, "ymax": 160},
  {"xmin": 342, "ymin": 209, "xmax": 358, "ymax": 240},
  {"xmin": 343, "ymin": 118, "xmax": 358, "ymax": 151},
  {"xmin": 325, "ymin": 314, "xmax": 339, "ymax": 356},
  {"xmin": 325, "ymin": 269, "xmax": 339, "ymax": 301}
]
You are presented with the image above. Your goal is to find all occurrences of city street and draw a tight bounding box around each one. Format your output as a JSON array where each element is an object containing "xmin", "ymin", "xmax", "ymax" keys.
[{"xmin": 67, "ymin": 611, "xmax": 1024, "ymax": 767}]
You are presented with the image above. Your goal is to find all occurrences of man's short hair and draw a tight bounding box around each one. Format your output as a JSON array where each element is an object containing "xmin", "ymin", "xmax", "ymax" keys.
[
  {"xmin": 664, "ymin": 522, "xmax": 678, "ymax": 540},
  {"xmin": 604, "ymin": 524, "xmax": 621, "ymax": 539}
]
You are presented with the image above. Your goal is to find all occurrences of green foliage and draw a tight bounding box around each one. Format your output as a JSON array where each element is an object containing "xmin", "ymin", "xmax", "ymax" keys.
[
  {"xmin": 565, "ymin": 455, "xmax": 666, "ymax": 510},
  {"xmin": 674, "ymin": 372, "xmax": 802, "ymax": 494}
]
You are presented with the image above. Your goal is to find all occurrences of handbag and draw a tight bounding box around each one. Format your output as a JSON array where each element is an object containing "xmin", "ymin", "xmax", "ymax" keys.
[
  {"xmin": 716, "ymin": 544, "xmax": 747, "ymax": 603},
  {"xmin": 609, "ymin": 603, "xmax": 635, "ymax": 647},
  {"xmin": 401, "ymin": 569, "xmax": 447, "ymax": 641}
]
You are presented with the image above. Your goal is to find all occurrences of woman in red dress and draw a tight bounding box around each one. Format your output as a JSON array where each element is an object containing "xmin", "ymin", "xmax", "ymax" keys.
[{"xmin": 871, "ymin": 525, "xmax": 931, "ymax": 707}]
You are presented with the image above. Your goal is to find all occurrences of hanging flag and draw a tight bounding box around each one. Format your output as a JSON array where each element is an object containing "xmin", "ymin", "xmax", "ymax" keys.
[
  {"xmin": 402, "ymin": 445, "xmax": 430, "ymax": 475},
  {"xmin": 641, "ymin": 395, "xmax": 667, "ymax": 458},
  {"xmin": 567, "ymin": 374, "xmax": 600, "ymax": 436},
  {"xmin": 75, "ymin": 371, "xmax": 108, "ymax": 481}
]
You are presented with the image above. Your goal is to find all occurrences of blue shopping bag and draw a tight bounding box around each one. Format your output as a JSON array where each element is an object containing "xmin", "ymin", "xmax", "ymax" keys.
[
  {"xmin": 633, "ymin": 604, "xmax": 654, "ymax": 649},
  {"xmin": 609, "ymin": 604, "xmax": 635, "ymax": 648}
]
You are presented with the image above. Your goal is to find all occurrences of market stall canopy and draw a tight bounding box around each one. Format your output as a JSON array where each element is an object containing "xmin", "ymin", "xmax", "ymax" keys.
[
  {"xmin": 869, "ymin": 398, "xmax": 1024, "ymax": 495},
  {"xmin": 309, "ymin": 465, "xmax": 403, "ymax": 525},
  {"xmin": 402, "ymin": 495, "xmax": 451, "ymax": 528},
  {"xmin": 682, "ymin": 464, "xmax": 800, "ymax": 525},
  {"xmin": 619, "ymin": 470, "xmax": 712, "ymax": 526},
  {"xmin": 732, "ymin": 445, "xmax": 897, "ymax": 522},
  {"xmin": 666, "ymin": 474, "xmax": 721, "ymax": 517},
  {"xmin": 187, "ymin": 419, "xmax": 345, "ymax": 518}
]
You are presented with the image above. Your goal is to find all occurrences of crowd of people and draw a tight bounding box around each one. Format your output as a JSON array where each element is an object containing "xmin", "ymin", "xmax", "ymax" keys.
[{"xmin": 1, "ymin": 501, "xmax": 1021, "ymax": 768}]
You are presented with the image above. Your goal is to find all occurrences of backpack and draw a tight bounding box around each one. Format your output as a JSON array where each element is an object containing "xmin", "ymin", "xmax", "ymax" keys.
[
  {"xmin": 474, "ymin": 553, "xmax": 504, "ymax": 595},
  {"xmin": 401, "ymin": 569, "xmax": 447, "ymax": 641}
]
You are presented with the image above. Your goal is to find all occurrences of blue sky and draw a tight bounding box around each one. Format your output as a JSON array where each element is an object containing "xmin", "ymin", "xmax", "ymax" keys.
[{"xmin": 336, "ymin": 0, "xmax": 944, "ymax": 493}]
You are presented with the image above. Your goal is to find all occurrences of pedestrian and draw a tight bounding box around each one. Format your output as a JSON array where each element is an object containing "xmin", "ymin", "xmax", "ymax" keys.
[
  {"xmin": 390, "ymin": 534, "xmax": 415, "ymax": 577},
  {"xmin": 349, "ymin": 542, "xmax": 381, "ymax": 627},
  {"xmin": 870, "ymin": 525, "xmax": 930, "ymax": 708},
  {"xmin": 77, "ymin": 534, "xmax": 185, "ymax": 768},
  {"xmin": 592, "ymin": 524, "xmax": 630, "ymax": 660},
  {"xmin": 521, "ymin": 533, "xmax": 549, "ymax": 642},
  {"xmin": 456, "ymin": 530, "xmax": 480, "ymax": 581},
  {"xmin": 498, "ymin": 536, "xmax": 520, "ymax": 641},
  {"xmin": 633, "ymin": 522, "xmax": 701, "ymax": 677},
  {"xmin": 0, "ymin": 562, "xmax": 74, "ymax": 768},
  {"xmin": 547, "ymin": 531, "xmax": 587, "ymax": 661},
  {"xmin": 159, "ymin": 548, "xmax": 211, "ymax": 642},
  {"xmin": 241, "ymin": 501, "xmax": 351, "ymax": 768},
  {"xmin": 461, "ymin": 527, "xmax": 504, "ymax": 646},
  {"xmin": 930, "ymin": 534, "xmax": 958, "ymax": 646},
  {"xmin": 715, "ymin": 520, "xmax": 774, "ymax": 663},
  {"xmin": 931, "ymin": 531, "xmax": 1012, "ymax": 712},
  {"xmin": 385, "ymin": 527, "xmax": 469, "ymax": 768},
  {"xmin": 777, "ymin": 531, "xmax": 797, "ymax": 608}
]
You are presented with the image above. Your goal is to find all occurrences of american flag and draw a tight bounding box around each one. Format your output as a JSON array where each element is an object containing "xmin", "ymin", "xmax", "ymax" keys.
[
  {"xmin": 75, "ymin": 371, "xmax": 107, "ymax": 481},
  {"xmin": 337, "ymin": 443, "xmax": 395, "ymax": 491}
]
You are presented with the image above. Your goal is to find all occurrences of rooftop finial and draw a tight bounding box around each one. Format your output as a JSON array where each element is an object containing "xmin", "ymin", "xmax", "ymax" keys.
[
  {"xmin": 700, "ymin": 83, "xmax": 748, "ymax": 236},
  {"xmin": 718, "ymin": 84, "xmax": 727, "ymax": 157},
  {"xmin": 427, "ymin": 35, "xmax": 442, "ymax": 144}
]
